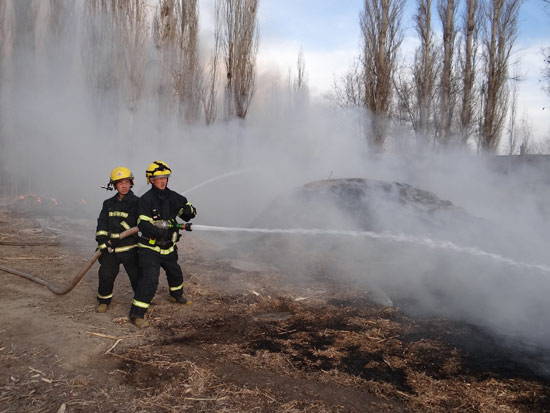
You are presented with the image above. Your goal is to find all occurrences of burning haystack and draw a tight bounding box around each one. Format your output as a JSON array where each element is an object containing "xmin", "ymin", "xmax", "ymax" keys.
[
  {"xmin": 242, "ymin": 178, "xmax": 495, "ymax": 277},
  {"xmin": 232, "ymin": 178, "xmax": 550, "ymax": 356},
  {"xmin": 251, "ymin": 178, "xmax": 489, "ymax": 237},
  {"xmin": 231, "ymin": 178, "xmax": 485, "ymax": 292}
]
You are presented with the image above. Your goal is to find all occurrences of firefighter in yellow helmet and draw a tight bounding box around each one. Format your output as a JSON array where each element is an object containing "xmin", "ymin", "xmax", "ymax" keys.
[
  {"xmin": 95, "ymin": 167, "xmax": 141, "ymax": 313},
  {"xmin": 129, "ymin": 161, "xmax": 197, "ymax": 328}
]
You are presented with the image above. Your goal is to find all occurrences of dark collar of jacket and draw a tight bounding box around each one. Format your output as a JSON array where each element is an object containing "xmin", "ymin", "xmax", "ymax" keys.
[
  {"xmin": 151, "ymin": 185, "xmax": 171, "ymax": 200},
  {"xmin": 110, "ymin": 190, "xmax": 138, "ymax": 204}
]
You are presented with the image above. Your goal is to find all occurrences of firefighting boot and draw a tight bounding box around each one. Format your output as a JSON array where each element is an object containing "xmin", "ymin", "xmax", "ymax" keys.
[
  {"xmin": 130, "ymin": 317, "xmax": 150, "ymax": 328},
  {"xmin": 96, "ymin": 303, "xmax": 109, "ymax": 313},
  {"xmin": 170, "ymin": 295, "xmax": 192, "ymax": 306}
]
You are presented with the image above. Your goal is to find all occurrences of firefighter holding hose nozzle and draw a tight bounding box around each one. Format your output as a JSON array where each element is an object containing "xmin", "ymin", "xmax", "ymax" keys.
[
  {"xmin": 129, "ymin": 161, "xmax": 196, "ymax": 328},
  {"xmin": 95, "ymin": 167, "xmax": 141, "ymax": 313}
]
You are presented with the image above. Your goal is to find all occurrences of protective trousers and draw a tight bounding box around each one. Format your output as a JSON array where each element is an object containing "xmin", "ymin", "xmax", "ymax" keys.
[
  {"xmin": 97, "ymin": 251, "xmax": 140, "ymax": 304},
  {"xmin": 129, "ymin": 249, "xmax": 185, "ymax": 318}
]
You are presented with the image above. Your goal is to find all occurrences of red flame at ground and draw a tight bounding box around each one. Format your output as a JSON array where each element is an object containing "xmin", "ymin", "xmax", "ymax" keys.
[
  {"xmin": 19, "ymin": 194, "xmax": 41, "ymax": 203},
  {"xmin": 17, "ymin": 194, "xmax": 59, "ymax": 208}
]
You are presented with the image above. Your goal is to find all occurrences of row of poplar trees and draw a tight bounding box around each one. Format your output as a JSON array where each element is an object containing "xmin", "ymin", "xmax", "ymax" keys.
[
  {"xmin": 335, "ymin": 0, "xmax": 526, "ymax": 153},
  {"xmin": 0, "ymin": 0, "xmax": 260, "ymax": 127},
  {"xmin": 0, "ymin": 0, "xmax": 533, "ymax": 153},
  {"xmin": 82, "ymin": 0, "xmax": 260, "ymax": 124}
]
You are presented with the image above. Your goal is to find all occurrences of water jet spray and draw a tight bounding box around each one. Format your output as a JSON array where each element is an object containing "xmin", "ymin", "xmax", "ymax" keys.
[
  {"xmin": 183, "ymin": 169, "xmax": 253, "ymax": 195},
  {"xmin": 192, "ymin": 224, "xmax": 550, "ymax": 274}
]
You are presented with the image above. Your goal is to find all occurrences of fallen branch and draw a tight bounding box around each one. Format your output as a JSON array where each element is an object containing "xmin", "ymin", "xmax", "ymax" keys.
[
  {"xmin": 86, "ymin": 331, "xmax": 120, "ymax": 340},
  {"xmin": 105, "ymin": 339, "xmax": 122, "ymax": 354},
  {"xmin": 183, "ymin": 397, "xmax": 228, "ymax": 401},
  {"xmin": 107, "ymin": 353, "xmax": 149, "ymax": 364},
  {"xmin": 29, "ymin": 366, "xmax": 46, "ymax": 375}
]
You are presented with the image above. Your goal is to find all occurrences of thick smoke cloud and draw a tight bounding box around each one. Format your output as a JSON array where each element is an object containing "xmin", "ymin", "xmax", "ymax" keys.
[{"xmin": 2, "ymin": 1, "xmax": 550, "ymax": 373}]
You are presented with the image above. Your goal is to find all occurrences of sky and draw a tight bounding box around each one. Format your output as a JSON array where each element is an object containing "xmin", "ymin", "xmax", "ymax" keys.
[{"xmin": 232, "ymin": 0, "xmax": 550, "ymax": 144}]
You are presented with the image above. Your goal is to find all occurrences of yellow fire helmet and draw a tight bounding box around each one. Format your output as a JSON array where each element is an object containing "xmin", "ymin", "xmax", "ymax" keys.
[
  {"xmin": 145, "ymin": 160, "xmax": 172, "ymax": 184},
  {"xmin": 110, "ymin": 166, "xmax": 134, "ymax": 186}
]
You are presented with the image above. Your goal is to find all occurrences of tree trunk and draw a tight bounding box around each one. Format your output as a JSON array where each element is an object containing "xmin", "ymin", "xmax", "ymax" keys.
[
  {"xmin": 437, "ymin": 0, "xmax": 457, "ymax": 144},
  {"xmin": 460, "ymin": 0, "xmax": 479, "ymax": 145},
  {"xmin": 219, "ymin": 0, "xmax": 259, "ymax": 121},
  {"xmin": 360, "ymin": 0, "xmax": 405, "ymax": 148},
  {"xmin": 480, "ymin": 0, "xmax": 522, "ymax": 152}
]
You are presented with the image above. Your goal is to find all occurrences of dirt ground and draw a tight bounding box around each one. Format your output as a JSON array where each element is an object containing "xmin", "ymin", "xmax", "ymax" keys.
[{"xmin": 1, "ymin": 203, "xmax": 550, "ymax": 413}]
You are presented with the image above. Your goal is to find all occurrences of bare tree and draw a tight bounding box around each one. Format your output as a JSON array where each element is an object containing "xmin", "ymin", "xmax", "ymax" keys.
[
  {"xmin": 30, "ymin": 1, "xmax": 49, "ymax": 59},
  {"xmin": 459, "ymin": 0, "xmax": 480, "ymax": 145},
  {"xmin": 543, "ymin": 50, "xmax": 550, "ymax": 97},
  {"xmin": 412, "ymin": 0, "xmax": 438, "ymax": 141},
  {"xmin": 154, "ymin": 0, "xmax": 200, "ymax": 123},
  {"xmin": 360, "ymin": 0, "xmax": 405, "ymax": 148},
  {"xmin": 530, "ymin": 129, "xmax": 550, "ymax": 154},
  {"xmin": 153, "ymin": 0, "xmax": 176, "ymax": 118},
  {"xmin": 479, "ymin": 0, "xmax": 523, "ymax": 152},
  {"xmin": 218, "ymin": 0, "xmax": 259, "ymax": 120},
  {"xmin": 437, "ymin": 0, "xmax": 458, "ymax": 143},
  {"xmin": 201, "ymin": 1, "xmax": 222, "ymax": 125},
  {"xmin": 0, "ymin": 0, "xmax": 16, "ymax": 76},
  {"xmin": 516, "ymin": 114, "xmax": 532, "ymax": 154},
  {"xmin": 48, "ymin": 0, "xmax": 72, "ymax": 38},
  {"xmin": 81, "ymin": 1, "xmax": 120, "ymax": 104},
  {"xmin": 82, "ymin": 0, "xmax": 148, "ymax": 113},
  {"xmin": 294, "ymin": 48, "xmax": 308, "ymax": 94},
  {"xmin": 115, "ymin": 0, "xmax": 149, "ymax": 113},
  {"xmin": 393, "ymin": 68, "xmax": 415, "ymax": 129},
  {"xmin": 332, "ymin": 58, "xmax": 365, "ymax": 109},
  {"xmin": 0, "ymin": 0, "xmax": 16, "ymax": 186},
  {"xmin": 504, "ymin": 62, "xmax": 533, "ymax": 155},
  {"xmin": 25, "ymin": 0, "xmax": 74, "ymax": 86},
  {"xmin": 506, "ymin": 63, "xmax": 520, "ymax": 154},
  {"xmin": 285, "ymin": 48, "xmax": 309, "ymax": 109}
]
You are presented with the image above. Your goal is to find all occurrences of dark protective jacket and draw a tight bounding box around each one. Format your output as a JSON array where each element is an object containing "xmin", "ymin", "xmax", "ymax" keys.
[
  {"xmin": 137, "ymin": 185, "xmax": 196, "ymax": 254},
  {"xmin": 95, "ymin": 190, "xmax": 140, "ymax": 254}
]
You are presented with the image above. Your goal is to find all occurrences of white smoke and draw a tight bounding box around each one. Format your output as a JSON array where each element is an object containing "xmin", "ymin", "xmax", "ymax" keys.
[{"xmin": 1, "ymin": 1, "xmax": 550, "ymax": 373}]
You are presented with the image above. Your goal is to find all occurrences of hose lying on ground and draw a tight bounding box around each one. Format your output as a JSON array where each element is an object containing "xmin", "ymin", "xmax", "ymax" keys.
[{"xmin": 0, "ymin": 227, "xmax": 138, "ymax": 295}]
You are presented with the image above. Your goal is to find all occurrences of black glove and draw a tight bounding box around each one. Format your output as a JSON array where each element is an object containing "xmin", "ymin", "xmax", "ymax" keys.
[
  {"xmin": 95, "ymin": 235, "xmax": 108, "ymax": 244},
  {"xmin": 168, "ymin": 218, "xmax": 178, "ymax": 228},
  {"xmin": 184, "ymin": 222, "xmax": 192, "ymax": 231},
  {"xmin": 192, "ymin": 206, "xmax": 197, "ymax": 217}
]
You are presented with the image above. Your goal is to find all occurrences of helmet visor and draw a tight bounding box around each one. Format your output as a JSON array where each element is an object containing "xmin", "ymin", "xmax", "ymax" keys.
[{"xmin": 150, "ymin": 174, "xmax": 169, "ymax": 180}]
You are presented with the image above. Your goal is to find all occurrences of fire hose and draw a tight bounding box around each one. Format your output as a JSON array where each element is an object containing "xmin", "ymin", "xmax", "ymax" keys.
[
  {"xmin": 0, "ymin": 221, "xmax": 192, "ymax": 295},
  {"xmin": 0, "ymin": 227, "xmax": 139, "ymax": 295}
]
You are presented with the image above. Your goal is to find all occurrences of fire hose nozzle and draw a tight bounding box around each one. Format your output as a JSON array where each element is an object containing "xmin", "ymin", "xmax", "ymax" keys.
[{"xmin": 154, "ymin": 221, "xmax": 192, "ymax": 231}]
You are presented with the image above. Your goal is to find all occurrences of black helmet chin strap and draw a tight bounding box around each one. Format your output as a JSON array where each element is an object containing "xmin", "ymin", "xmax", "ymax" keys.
[{"xmin": 102, "ymin": 179, "xmax": 134, "ymax": 191}]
